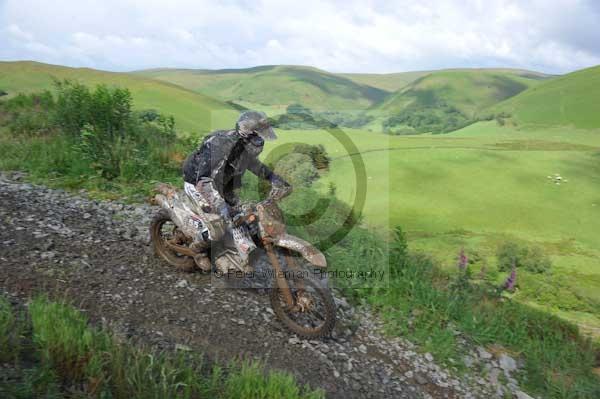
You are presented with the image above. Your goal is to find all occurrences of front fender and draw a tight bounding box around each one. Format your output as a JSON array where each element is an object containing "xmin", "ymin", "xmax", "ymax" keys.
[{"xmin": 273, "ymin": 234, "xmax": 327, "ymax": 268}]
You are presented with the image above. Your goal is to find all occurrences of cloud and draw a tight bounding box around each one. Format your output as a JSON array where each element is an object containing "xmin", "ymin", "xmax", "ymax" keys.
[{"xmin": 1, "ymin": 0, "xmax": 599, "ymax": 73}]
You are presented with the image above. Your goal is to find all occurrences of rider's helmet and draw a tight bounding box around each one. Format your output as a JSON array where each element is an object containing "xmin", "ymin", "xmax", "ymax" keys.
[{"xmin": 236, "ymin": 111, "xmax": 277, "ymax": 141}]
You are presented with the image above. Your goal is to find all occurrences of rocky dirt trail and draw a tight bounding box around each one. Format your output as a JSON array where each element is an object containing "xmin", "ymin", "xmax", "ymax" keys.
[{"xmin": 0, "ymin": 172, "xmax": 525, "ymax": 398}]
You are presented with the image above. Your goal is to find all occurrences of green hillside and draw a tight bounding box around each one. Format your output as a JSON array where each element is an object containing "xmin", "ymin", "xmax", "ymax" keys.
[
  {"xmin": 0, "ymin": 61, "xmax": 237, "ymax": 133},
  {"xmin": 370, "ymin": 69, "xmax": 548, "ymax": 134},
  {"xmin": 136, "ymin": 65, "xmax": 389, "ymax": 112},
  {"xmin": 378, "ymin": 69, "xmax": 546, "ymax": 117},
  {"xmin": 341, "ymin": 71, "xmax": 431, "ymax": 91},
  {"xmin": 490, "ymin": 65, "xmax": 600, "ymax": 129},
  {"xmin": 342, "ymin": 68, "xmax": 550, "ymax": 93}
]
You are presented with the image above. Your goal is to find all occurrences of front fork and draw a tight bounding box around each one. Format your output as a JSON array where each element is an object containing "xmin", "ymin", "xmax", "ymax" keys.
[
  {"xmin": 264, "ymin": 243, "xmax": 307, "ymax": 309},
  {"xmin": 265, "ymin": 242, "xmax": 294, "ymax": 307}
]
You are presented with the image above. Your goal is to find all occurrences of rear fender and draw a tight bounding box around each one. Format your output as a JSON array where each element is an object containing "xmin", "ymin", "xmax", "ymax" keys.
[
  {"xmin": 154, "ymin": 193, "xmax": 187, "ymax": 232},
  {"xmin": 273, "ymin": 234, "xmax": 327, "ymax": 268},
  {"xmin": 154, "ymin": 193, "xmax": 225, "ymax": 241}
]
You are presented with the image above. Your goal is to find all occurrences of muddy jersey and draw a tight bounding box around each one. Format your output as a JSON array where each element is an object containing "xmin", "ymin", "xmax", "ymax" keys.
[{"xmin": 182, "ymin": 130, "xmax": 277, "ymax": 204}]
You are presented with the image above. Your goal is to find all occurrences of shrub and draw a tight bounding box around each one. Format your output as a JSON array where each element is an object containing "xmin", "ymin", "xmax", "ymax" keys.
[
  {"xmin": 497, "ymin": 241, "xmax": 552, "ymax": 273},
  {"xmin": 273, "ymin": 153, "xmax": 318, "ymax": 187},
  {"xmin": 383, "ymin": 102, "xmax": 474, "ymax": 134},
  {"xmin": 317, "ymin": 111, "xmax": 373, "ymax": 128},
  {"xmin": 53, "ymin": 80, "xmax": 93, "ymax": 137},
  {"xmin": 1, "ymin": 81, "xmax": 186, "ymax": 185},
  {"xmin": 0, "ymin": 91, "xmax": 56, "ymax": 136},
  {"xmin": 286, "ymin": 103, "xmax": 311, "ymax": 115},
  {"xmin": 292, "ymin": 143, "xmax": 330, "ymax": 170}
]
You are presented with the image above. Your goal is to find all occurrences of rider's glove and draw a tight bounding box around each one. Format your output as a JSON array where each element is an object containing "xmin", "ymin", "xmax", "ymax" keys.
[{"xmin": 268, "ymin": 174, "xmax": 292, "ymax": 201}]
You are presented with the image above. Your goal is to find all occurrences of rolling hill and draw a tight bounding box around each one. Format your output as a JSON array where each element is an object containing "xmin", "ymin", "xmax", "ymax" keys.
[
  {"xmin": 136, "ymin": 65, "xmax": 389, "ymax": 112},
  {"xmin": 0, "ymin": 61, "xmax": 237, "ymax": 133},
  {"xmin": 366, "ymin": 69, "xmax": 550, "ymax": 133},
  {"xmin": 377, "ymin": 69, "xmax": 548, "ymax": 118},
  {"xmin": 341, "ymin": 71, "xmax": 431, "ymax": 92},
  {"xmin": 137, "ymin": 65, "xmax": 552, "ymax": 133},
  {"xmin": 489, "ymin": 65, "xmax": 600, "ymax": 129}
]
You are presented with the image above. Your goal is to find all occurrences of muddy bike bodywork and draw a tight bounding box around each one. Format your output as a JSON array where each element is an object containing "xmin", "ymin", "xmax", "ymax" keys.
[{"xmin": 150, "ymin": 183, "xmax": 336, "ymax": 338}]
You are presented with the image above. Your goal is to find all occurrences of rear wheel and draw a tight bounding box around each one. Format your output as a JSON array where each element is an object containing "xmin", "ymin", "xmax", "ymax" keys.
[
  {"xmin": 269, "ymin": 256, "xmax": 336, "ymax": 338},
  {"xmin": 150, "ymin": 209, "xmax": 195, "ymax": 272}
]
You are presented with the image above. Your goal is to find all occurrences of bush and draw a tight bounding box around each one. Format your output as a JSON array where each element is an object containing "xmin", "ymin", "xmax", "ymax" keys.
[
  {"xmin": 0, "ymin": 91, "xmax": 56, "ymax": 136},
  {"xmin": 383, "ymin": 101, "xmax": 474, "ymax": 134},
  {"xmin": 273, "ymin": 153, "xmax": 318, "ymax": 187},
  {"xmin": 317, "ymin": 111, "xmax": 373, "ymax": 128},
  {"xmin": 0, "ymin": 81, "xmax": 187, "ymax": 186},
  {"xmin": 497, "ymin": 241, "xmax": 552, "ymax": 273},
  {"xmin": 291, "ymin": 143, "xmax": 330, "ymax": 170}
]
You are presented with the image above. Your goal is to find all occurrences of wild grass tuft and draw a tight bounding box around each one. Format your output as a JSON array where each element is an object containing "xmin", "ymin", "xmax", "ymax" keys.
[
  {"xmin": 0, "ymin": 296, "xmax": 21, "ymax": 363},
  {"xmin": 224, "ymin": 361, "xmax": 324, "ymax": 399},
  {"xmin": 25, "ymin": 295, "xmax": 324, "ymax": 398}
]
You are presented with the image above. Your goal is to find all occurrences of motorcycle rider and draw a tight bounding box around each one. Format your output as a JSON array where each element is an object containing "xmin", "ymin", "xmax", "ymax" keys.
[{"xmin": 182, "ymin": 111, "xmax": 291, "ymax": 273}]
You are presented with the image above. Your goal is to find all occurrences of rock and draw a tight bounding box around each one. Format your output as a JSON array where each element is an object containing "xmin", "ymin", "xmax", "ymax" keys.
[
  {"xmin": 288, "ymin": 336, "xmax": 300, "ymax": 345},
  {"xmin": 499, "ymin": 353, "xmax": 517, "ymax": 373},
  {"xmin": 488, "ymin": 367, "xmax": 501, "ymax": 385},
  {"xmin": 414, "ymin": 373, "xmax": 428, "ymax": 385},
  {"xmin": 463, "ymin": 355, "xmax": 475, "ymax": 368},
  {"xmin": 358, "ymin": 344, "xmax": 367, "ymax": 354},
  {"xmin": 175, "ymin": 344, "xmax": 191, "ymax": 351},
  {"xmin": 40, "ymin": 251, "xmax": 56, "ymax": 260},
  {"xmin": 122, "ymin": 229, "xmax": 134, "ymax": 240},
  {"xmin": 477, "ymin": 346, "xmax": 492, "ymax": 360},
  {"xmin": 83, "ymin": 212, "xmax": 92, "ymax": 219},
  {"xmin": 515, "ymin": 390, "xmax": 534, "ymax": 399},
  {"xmin": 424, "ymin": 352, "xmax": 434, "ymax": 362},
  {"xmin": 404, "ymin": 370, "xmax": 413, "ymax": 379},
  {"xmin": 175, "ymin": 279, "xmax": 188, "ymax": 288}
]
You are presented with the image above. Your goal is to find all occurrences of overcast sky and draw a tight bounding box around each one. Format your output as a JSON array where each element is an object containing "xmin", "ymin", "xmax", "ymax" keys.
[{"xmin": 1, "ymin": 0, "xmax": 599, "ymax": 74}]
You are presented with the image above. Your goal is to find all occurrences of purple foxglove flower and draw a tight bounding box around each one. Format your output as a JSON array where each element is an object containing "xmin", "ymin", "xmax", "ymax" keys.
[
  {"xmin": 503, "ymin": 267, "xmax": 517, "ymax": 291},
  {"xmin": 458, "ymin": 248, "xmax": 468, "ymax": 271}
]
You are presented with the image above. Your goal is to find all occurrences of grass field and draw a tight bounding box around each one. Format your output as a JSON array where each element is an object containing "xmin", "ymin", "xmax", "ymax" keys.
[
  {"xmin": 266, "ymin": 121, "xmax": 600, "ymax": 334},
  {"xmin": 0, "ymin": 61, "xmax": 238, "ymax": 133}
]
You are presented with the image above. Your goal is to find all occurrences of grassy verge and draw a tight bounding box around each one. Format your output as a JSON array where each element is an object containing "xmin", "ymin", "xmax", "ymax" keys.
[
  {"xmin": 0, "ymin": 133, "xmax": 186, "ymax": 202},
  {"xmin": 0, "ymin": 295, "xmax": 323, "ymax": 399},
  {"xmin": 368, "ymin": 250, "xmax": 600, "ymax": 398}
]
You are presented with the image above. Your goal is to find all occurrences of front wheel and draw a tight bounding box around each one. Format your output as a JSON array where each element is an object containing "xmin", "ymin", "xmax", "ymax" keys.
[{"xmin": 270, "ymin": 265, "xmax": 336, "ymax": 338}]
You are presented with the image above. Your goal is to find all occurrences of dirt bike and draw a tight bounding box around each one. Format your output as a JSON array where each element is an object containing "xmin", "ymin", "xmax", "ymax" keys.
[{"xmin": 150, "ymin": 183, "xmax": 336, "ymax": 338}]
